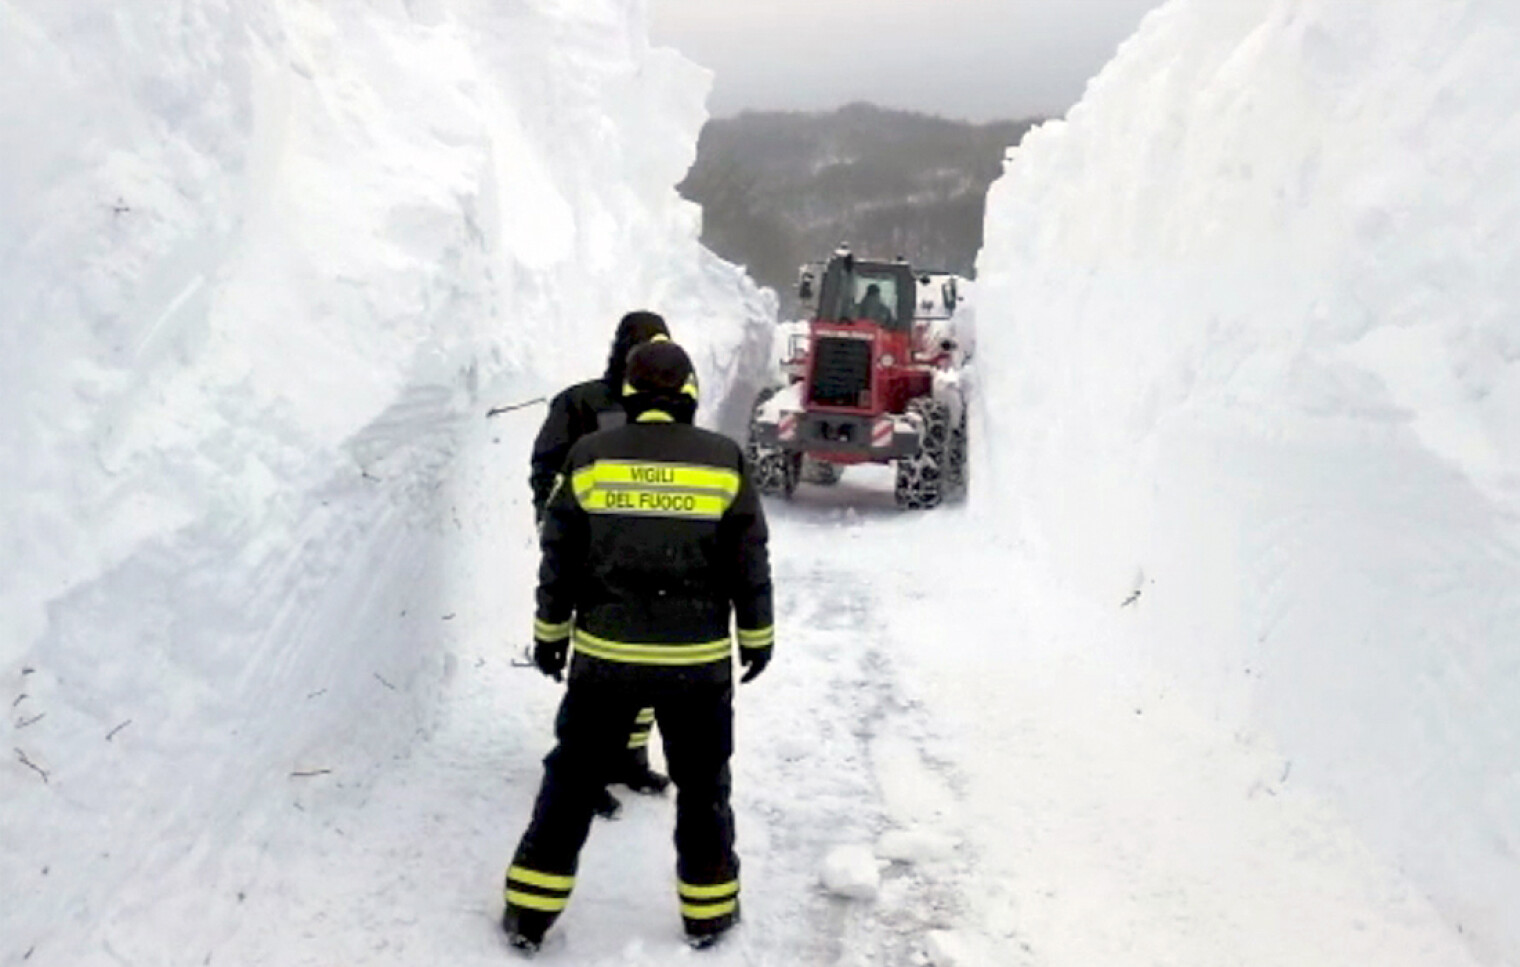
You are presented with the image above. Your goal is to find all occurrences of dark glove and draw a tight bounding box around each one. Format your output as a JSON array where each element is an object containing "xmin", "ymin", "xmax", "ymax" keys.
[
  {"xmin": 533, "ymin": 637, "xmax": 568, "ymax": 682},
  {"xmin": 738, "ymin": 647, "xmax": 771, "ymax": 684}
]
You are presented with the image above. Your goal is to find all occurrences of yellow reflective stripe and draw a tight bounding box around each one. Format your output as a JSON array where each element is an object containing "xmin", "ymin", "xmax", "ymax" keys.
[
  {"xmin": 573, "ymin": 629, "xmax": 731, "ymax": 666},
  {"xmin": 534, "ymin": 617, "xmax": 572, "ymax": 641},
  {"xmin": 648, "ymin": 333, "xmax": 671, "ymax": 344},
  {"xmin": 679, "ymin": 879, "xmax": 739, "ymax": 900},
  {"xmin": 572, "ymin": 464, "xmax": 597, "ymax": 501},
  {"xmin": 628, "ymin": 708, "xmax": 654, "ymax": 748},
  {"xmin": 576, "ymin": 461, "xmax": 742, "ymax": 498},
  {"xmin": 507, "ymin": 866, "xmax": 575, "ymax": 891},
  {"xmin": 579, "ymin": 488, "xmax": 728, "ymax": 520},
  {"xmin": 681, "ymin": 898, "xmax": 739, "ymax": 919},
  {"xmin": 572, "ymin": 459, "xmax": 738, "ymax": 520},
  {"xmin": 506, "ymin": 890, "xmax": 569, "ymax": 912},
  {"xmin": 736, "ymin": 626, "xmax": 773, "ymax": 648},
  {"xmin": 634, "ymin": 410, "xmax": 674, "ymax": 422}
]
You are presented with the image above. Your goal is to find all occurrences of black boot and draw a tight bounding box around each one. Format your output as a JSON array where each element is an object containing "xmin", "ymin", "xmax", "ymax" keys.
[
  {"xmin": 593, "ymin": 786, "xmax": 623, "ymax": 820},
  {"xmin": 686, "ymin": 930, "xmax": 729, "ymax": 951},
  {"xmin": 502, "ymin": 906, "xmax": 550, "ymax": 957},
  {"xmin": 505, "ymin": 932, "xmax": 540, "ymax": 957},
  {"xmin": 615, "ymin": 747, "xmax": 670, "ymax": 795},
  {"xmin": 623, "ymin": 764, "xmax": 670, "ymax": 795},
  {"xmin": 617, "ymin": 711, "xmax": 669, "ymax": 794},
  {"xmin": 685, "ymin": 901, "xmax": 740, "ymax": 950}
]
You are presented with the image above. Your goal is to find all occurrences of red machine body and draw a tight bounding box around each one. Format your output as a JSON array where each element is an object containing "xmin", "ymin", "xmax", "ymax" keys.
[{"xmin": 748, "ymin": 249, "xmax": 968, "ymax": 508}]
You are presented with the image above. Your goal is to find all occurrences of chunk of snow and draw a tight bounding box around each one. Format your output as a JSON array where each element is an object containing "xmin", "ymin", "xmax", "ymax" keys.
[{"xmin": 820, "ymin": 843, "xmax": 880, "ymax": 899}]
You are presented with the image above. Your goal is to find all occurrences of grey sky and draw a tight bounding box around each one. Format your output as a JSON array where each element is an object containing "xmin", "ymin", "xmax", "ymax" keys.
[{"xmin": 649, "ymin": 0, "xmax": 1167, "ymax": 122}]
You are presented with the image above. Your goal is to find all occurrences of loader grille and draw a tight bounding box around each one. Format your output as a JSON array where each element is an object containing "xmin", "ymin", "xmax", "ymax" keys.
[{"xmin": 808, "ymin": 336, "xmax": 873, "ymax": 407}]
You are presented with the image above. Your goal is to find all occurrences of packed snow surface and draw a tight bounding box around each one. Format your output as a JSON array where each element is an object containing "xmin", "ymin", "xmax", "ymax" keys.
[{"xmin": 1, "ymin": 0, "xmax": 1516, "ymax": 965}]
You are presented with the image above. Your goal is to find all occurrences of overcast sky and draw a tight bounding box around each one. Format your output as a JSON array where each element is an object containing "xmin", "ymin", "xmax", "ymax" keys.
[{"xmin": 649, "ymin": 0, "xmax": 1168, "ymax": 122}]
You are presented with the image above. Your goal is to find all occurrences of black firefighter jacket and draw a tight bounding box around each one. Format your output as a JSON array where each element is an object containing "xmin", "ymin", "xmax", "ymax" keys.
[
  {"xmin": 534, "ymin": 412, "xmax": 774, "ymax": 685},
  {"xmin": 529, "ymin": 377, "xmax": 626, "ymax": 516}
]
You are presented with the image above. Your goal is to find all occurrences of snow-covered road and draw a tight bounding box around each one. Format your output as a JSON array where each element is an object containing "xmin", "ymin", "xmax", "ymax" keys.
[{"xmin": 151, "ymin": 412, "xmax": 1479, "ymax": 967}]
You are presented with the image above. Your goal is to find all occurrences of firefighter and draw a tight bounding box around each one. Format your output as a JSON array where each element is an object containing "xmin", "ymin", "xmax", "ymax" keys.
[
  {"xmin": 502, "ymin": 339, "xmax": 774, "ymax": 954},
  {"xmin": 529, "ymin": 310, "xmax": 673, "ymax": 813},
  {"xmin": 530, "ymin": 309, "xmax": 670, "ymax": 514}
]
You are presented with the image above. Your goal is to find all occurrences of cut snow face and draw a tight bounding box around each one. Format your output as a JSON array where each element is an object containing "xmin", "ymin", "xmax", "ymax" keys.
[
  {"xmin": 976, "ymin": 0, "xmax": 1520, "ymax": 960},
  {"xmin": 0, "ymin": 1, "xmax": 773, "ymax": 962},
  {"xmin": 0, "ymin": 0, "xmax": 778, "ymax": 670}
]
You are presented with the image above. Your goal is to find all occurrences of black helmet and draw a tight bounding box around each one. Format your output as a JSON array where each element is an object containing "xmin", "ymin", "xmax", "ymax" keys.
[
  {"xmin": 623, "ymin": 339, "xmax": 698, "ymax": 423},
  {"xmin": 605, "ymin": 310, "xmax": 669, "ymax": 385}
]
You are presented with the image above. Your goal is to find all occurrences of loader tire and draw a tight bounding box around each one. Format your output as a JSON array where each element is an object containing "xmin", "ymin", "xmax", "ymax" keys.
[
  {"xmin": 894, "ymin": 398, "xmax": 949, "ymax": 510},
  {"xmin": 944, "ymin": 407, "xmax": 968, "ymax": 500},
  {"xmin": 746, "ymin": 387, "xmax": 792, "ymax": 498}
]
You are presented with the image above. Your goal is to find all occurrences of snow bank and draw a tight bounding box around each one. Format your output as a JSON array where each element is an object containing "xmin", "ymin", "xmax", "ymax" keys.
[
  {"xmin": 975, "ymin": 0, "xmax": 1520, "ymax": 959},
  {"xmin": 0, "ymin": 0, "xmax": 770, "ymax": 958}
]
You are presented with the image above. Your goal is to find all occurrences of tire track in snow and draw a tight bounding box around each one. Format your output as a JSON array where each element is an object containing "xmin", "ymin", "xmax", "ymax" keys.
[{"xmin": 732, "ymin": 502, "xmax": 991, "ymax": 967}]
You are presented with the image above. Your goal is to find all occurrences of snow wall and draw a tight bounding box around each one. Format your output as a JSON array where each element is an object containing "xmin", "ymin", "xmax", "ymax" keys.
[
  {"xmin": 0, "ymin": 0, "xmax": 773, "ymax": 950},
  {"xmin": 975, "ymin": 1, "xmax": 1520, "ymax": 961}
]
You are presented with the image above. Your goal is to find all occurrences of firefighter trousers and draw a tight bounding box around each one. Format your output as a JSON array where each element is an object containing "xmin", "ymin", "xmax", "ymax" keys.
[{"xmin": 503, "ymin": 676, "xmax": 740, "ymax": 940}]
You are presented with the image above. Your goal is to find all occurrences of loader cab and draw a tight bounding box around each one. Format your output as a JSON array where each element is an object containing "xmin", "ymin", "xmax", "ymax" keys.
[{"xmin": 815, "ymin": 255, "xmax": 915, "ymax": 332}]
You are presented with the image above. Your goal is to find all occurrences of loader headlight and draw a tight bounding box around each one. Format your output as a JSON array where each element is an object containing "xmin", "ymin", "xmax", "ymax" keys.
[{"xmin": 878, "ymin": 353, "xmax": 895, "ymax": 368}]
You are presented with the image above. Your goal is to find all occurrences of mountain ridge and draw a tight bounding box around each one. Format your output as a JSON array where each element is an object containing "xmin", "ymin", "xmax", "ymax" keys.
[{"xmin": 678, "ymin": 102, "xmax": 1041, "ymax": 310}]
